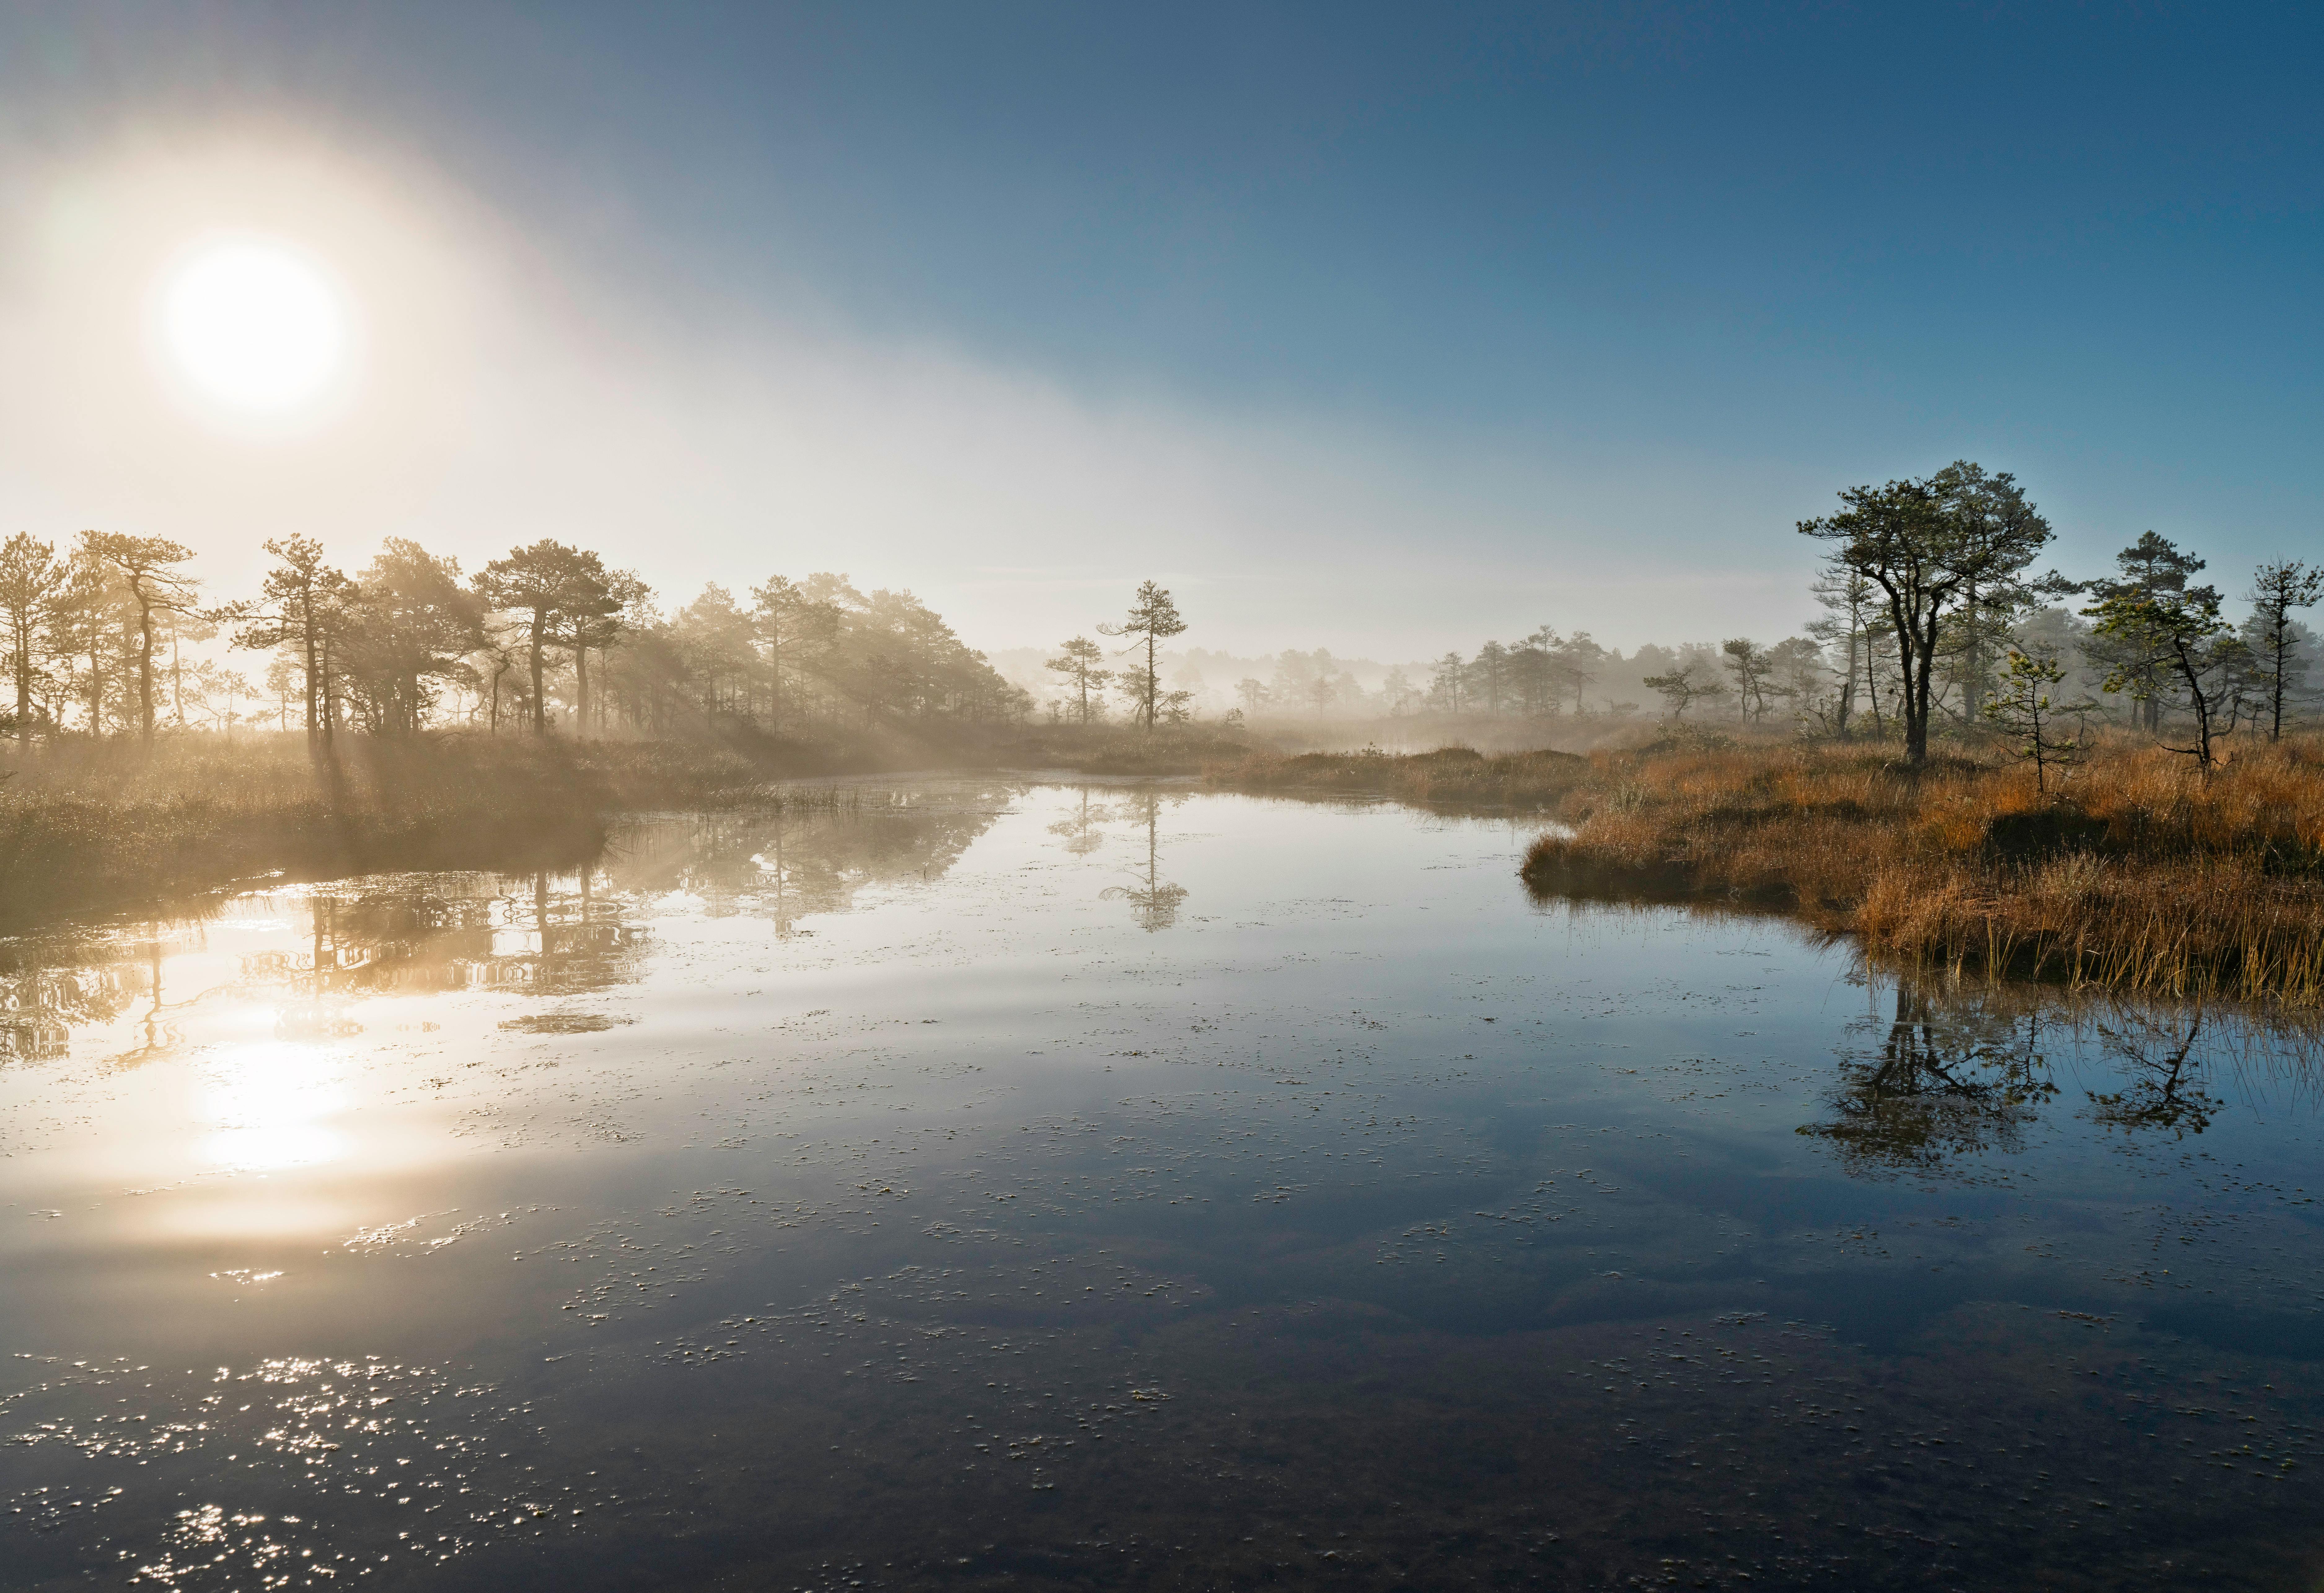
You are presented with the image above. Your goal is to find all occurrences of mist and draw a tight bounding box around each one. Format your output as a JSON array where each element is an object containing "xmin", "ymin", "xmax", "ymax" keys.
[
  {"xmin": 10, "ymin": 12, "xmax": 2324, "ymax": 1593},
  {"xmin": 0, "ymin": 120, "xmax": 1841, "ymax": 666}
]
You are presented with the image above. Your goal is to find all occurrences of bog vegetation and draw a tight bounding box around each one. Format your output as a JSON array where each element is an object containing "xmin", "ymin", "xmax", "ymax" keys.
[
  {"xmin": 1212, "ymin": 460, "xmax": 2324, "ymax": 1005},
  {"xmin": 1519, "ymin": 737, "xmax": 2324, "ymax": 1005},
  {"xmin": 1212, "ymin": 735, "xmax": 2324, "ymax": 1005},
  {"xmin": 0, "ymin": 533, "xmax": 1217, "ymax": 925},
  {"xmin": 7, "ymin": 456, "xmax": 2323, "ymax": 981}
]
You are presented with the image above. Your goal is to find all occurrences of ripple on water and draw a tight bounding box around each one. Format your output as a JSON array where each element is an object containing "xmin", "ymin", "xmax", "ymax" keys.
[{"xmin": 0, "ymin": 784, "xmax": 2321, "ymax": 1589}]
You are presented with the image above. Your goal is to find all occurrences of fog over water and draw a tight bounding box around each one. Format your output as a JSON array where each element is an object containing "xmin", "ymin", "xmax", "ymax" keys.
[
  {"xmin": 4, "ymin": 783, "xmax": 2320, "ymax": 1588},
  {"xmin": 4, "ymin": 10, "xmax": 2323, "ymax": 1587}
]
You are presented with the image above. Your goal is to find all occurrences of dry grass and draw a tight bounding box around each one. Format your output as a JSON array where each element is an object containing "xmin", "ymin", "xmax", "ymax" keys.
[
  {"xmin": 1005, "ymin": 724, "xmax": 1256, "ymax": 776},
  {"xmin": 0, "ymin": 733, "xmax": 775, "ymax": 933},
  {"xmin": 0, "ymin": 721, "xmax": 1249, "ymax": 933},
  {"xmin": 1209, "ymin": 745, "xmax": 1591, "ymax": 810},
  {"xmin": 1518, "ymin": 735, "xmax": 2324, "ymax": 1004}
]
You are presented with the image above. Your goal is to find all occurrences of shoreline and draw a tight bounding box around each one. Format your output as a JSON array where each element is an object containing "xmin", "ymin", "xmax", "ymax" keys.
[
  {"xmin": 0, "ymin": 726, "xmax": 1250, "ymax": 936},
  {"xmin": 1209, "ymin": 738, "xmax": 2324, "ymax": 1006},
  {"xmin": 18, "ymin": 731, "xmax": 2324, "ymax": 1012}
]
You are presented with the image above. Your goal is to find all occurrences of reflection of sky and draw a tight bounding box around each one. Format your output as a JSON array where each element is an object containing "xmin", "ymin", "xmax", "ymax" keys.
[
  {"xmin": 2, "ymin": 787, "xmax": 2324, "ymax": 1588},
  {"xmin": 197, "ymin": 1042, "xmax": 346, "ymax": 1172}
]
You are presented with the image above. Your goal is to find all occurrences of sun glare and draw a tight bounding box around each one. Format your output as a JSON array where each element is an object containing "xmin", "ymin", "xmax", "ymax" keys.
[
  {"xmin": 199, "ymin": 1041, "xmax": 347, "ymax": 1173},
  {"xmin": 160, "ymin": 238, "xmax": 350, "ymax": 415}
]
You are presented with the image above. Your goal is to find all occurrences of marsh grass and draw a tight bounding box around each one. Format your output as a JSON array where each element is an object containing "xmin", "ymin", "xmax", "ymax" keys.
[
  {"xmin": 1001, "ymin": 724, "xmax": 1253, "ymax": 776},
  {"xmin": 1210, "ymin": 744, "xmax": 1591, "ymax": 810},
  {"xmin": 0, "ymin": 733, "xmax": 775, "ymax": 933},
  {"xmin": 0, "ymin": 718, "xmax": 1245, "ymax": 936},
  {"xmin": 1515, "ymin": 736, "xmax": 2324, "ymax": 1004}
]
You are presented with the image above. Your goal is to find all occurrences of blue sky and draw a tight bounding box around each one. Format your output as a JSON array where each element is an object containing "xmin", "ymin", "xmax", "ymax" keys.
[{"xmin": 1, "ymin": 2, "xmax": 2317, "ymax": 653}]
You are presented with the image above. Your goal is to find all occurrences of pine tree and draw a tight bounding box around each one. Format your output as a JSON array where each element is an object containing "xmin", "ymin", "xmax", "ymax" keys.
[
  {"xmin": 0, "ymin": 533, "xmax": 67, "ymax": 744},
  {"xmin": 1097, "ymin": 581, "xmax": 1187, "ymax": 731},
  {"xmin": 1044, "ymin": 637, "xmax": 1111, "ymax": 724},
  {"xmin": 1982, "ymin": 648, "xmax": 2090, "ymax": 793},
  {"xmin": 476, "ymin": 541, "xmax": 617, "ymax": 734},
  {"xmin": 2244, "ymin": 560, "xmax": 2322, "ymax": 741},
  {"xmin": 82, "ymin": 532, "xmax": 201, "ymax": 748}
]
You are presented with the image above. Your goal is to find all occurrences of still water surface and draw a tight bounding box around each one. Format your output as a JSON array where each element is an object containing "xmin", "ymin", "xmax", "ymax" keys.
[{"xmin": 2, "ymin": 782, "xmax": 2321, "ymax": 1590}]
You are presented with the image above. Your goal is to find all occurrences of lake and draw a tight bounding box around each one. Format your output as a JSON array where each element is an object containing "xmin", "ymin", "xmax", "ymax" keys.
[{"xmin": 3, "ymin": 780, "xmax": 2320, "ymax": 1591}]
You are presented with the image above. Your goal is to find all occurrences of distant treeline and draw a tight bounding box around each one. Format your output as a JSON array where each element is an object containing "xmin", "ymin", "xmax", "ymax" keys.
[
  {"xmin": 1178, "ymin": 463, "xmax": 2318, "ymax": 773},
  {"xmin": 9, "ymin": 463, "xmax": 2304, "ymax": 775},
  {"xmin": 0, "ymin": 532, "xmax": 1045, "ymax": 746}
]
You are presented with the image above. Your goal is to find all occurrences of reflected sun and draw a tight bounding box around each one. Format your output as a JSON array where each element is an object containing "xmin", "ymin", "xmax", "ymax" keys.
[
  {"xmin": 200, "ymin": 1042, "xmax": 347, "ymax": 1172},
  {"xmin": 160, "ymin": 237, "xmax": 350, "ymax": 415}
]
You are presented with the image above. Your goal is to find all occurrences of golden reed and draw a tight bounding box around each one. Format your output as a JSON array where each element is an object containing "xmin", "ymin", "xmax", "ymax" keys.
[{"xmin": 1517, "ymin": 737, "xmax": 2324, "ymax": 1004}]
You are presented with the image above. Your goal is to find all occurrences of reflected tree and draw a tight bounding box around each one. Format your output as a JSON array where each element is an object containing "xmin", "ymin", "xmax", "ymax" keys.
[
  {"xmin": 236, "ymin": 879, "xmax": 644, "ymax": 1000},
  {"xmin": 2086, "ymin": 1011, "xmax": 2219, "ymax": 1139},
  {"xmin": 0, "ymin": 961, "xmax": 136, "ymax": 1062},
  {"xmin": 0, "ymin": 930, "xmax": 235, "ymax": 1068},
  {"xmin": 1047, "ymin": 787, "xmax": 1108, "ymax": 858},
  {"xmin": 115, "ymin": 936, "xmax": 240, "ymax": 1065},
  {"xmin": 1101, "ymin": 789, "xmax": 1187, "ymax": 932},
  {"xmin": 605, "ymin": 795, "xmax": 1005, "ymax": 934},
  {"xmin": 1798, "ymin": 981, "xmax": 2058, "ymax": 1176}
]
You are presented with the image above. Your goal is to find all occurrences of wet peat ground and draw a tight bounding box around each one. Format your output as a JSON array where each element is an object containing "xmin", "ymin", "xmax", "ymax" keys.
[{"xmin": 2, "ymin": 783, "xmax": 2320, "ymax": 1591}]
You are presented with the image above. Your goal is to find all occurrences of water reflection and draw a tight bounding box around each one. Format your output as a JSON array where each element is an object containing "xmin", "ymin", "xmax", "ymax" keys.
[
  {"xmin": 1045, "ymin": 786, "xmax": 1107, "ymax": 858},
  {"xmin": 199, "ymin": 1041, "xmax": 346, "ymax": 1170},
  {"xmin": 606, "ymin": 791, "xmax": 1010, "ymax": 933},
  {"xmin": 0, "ymin": 790, "xmax": 1019, "ymax": 1073},
  {"xmin": 1798, "ymin": 978, "xmax": 2060, "ymax": 1176},
  {"xmin": 254, "ymin": 875, "xmax": 647, "ymax": 1000},
  {"xmin": 2088, "ymin": 1009, "xmax": 2221, "ymax": 1138},
  {"xmin": 4, "ymin": 784, "xmax": 2323, "ymax": 1591},
  {"xmin": 0, "ymin": 948, "xmax": 139, "ymax": 1062},
  {"xmin": 1099, "ymin": 787, "xmax": 1188, "ymax": 931},
  {"xmin": 1797, "ymin": 972, "xmax": 2320, "ymax": 1178}
]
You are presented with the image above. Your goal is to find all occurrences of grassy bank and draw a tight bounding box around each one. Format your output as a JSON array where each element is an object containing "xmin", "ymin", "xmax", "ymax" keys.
[
  {"xmin": 0, "ymin": 734, "xmax": 779, "ymax": 934},
  {"xmin": 1211, "ymin": 735, "xmax": 2324, "ymax": 1005},
  {"xmin": 1517, "ymin": 738, "xmax": 2324, "ymax": 1004},
  {"xmin": 0, "ymin": 719, "xmax": 1266, "ymax": 934},
  {"xmin": 1208, "ymin": 745, "xmax": 1592, "ymax": 809},
  {"xmin": 994, "ymin": 724, "xmax": 1255, "ymax": 775}
]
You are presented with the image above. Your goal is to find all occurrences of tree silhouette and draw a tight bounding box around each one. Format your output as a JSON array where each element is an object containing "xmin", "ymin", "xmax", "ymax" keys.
[
  {"xmin": 227, "ymin": 536, "xmax": 357, "ymax": 749},
  {"xmin": 2086, "ymin": 581, "xmax": 2248, "ymax": 771},
  {"xmin": 1800, "ymin": 464, "xmax": 2055, "ymax": 761},
  {"xmin": 82, "ymin": 532, "xmax": 202, "ymax": 749},
  {"xmin": 476, "ymin": 541, "xmax": 616, "ymax": 734},
  {"xmin": 0, "ymin": 533, "xmax": 66, "ymax": 744},
  {"xmin": 1044, "ymin": 636, "xmax": 1111, "ymax": 724},
  {"xmin": 2078, "ymin": 531, "xmax": 2207, "ymax": 734},
  {"xmin": 2244, "ymin": 560, "xmax": 2322, "ymax": 742},
  {"xmin": 1098, "ymin": 581, "xmax": 1187, "ymax": 731},
  {"xmin": 1642, "ymin": 657, "xmax": 1724, "ymax": 720},
  {"xmin": 345, "ymin": 539, "xmax": 485, "ymax": 735}
]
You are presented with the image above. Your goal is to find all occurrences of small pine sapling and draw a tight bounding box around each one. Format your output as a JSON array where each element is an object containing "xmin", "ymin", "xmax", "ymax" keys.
[{"xmin": 1982, "ymin": 648, "xmax": 2090, "ymax": 793}]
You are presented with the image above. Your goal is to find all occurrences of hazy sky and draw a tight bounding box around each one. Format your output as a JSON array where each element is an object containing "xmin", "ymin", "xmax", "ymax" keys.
[{"xmin": 1, "ymin": 2, "xmax": 2317, "ymax": 656}]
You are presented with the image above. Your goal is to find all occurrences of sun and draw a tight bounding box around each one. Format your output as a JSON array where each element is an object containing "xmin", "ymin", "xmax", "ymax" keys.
[{"xmin": 159, "ymin": 237, "xmax": 351, "ymax": 415}]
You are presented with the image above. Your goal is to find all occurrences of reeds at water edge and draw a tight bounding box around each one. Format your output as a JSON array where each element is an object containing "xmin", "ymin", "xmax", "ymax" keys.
[
  {"xmin": 0, "ymin": 733, "xmax": 778, "ymax": 933},
  {"xmin": 1518, "ymin": 736, "xmax": 2324, "ymax": 1005},
  {"xmin": 1208, "ymin": 733, "xmax": 2324, "ymax": 1005}
]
